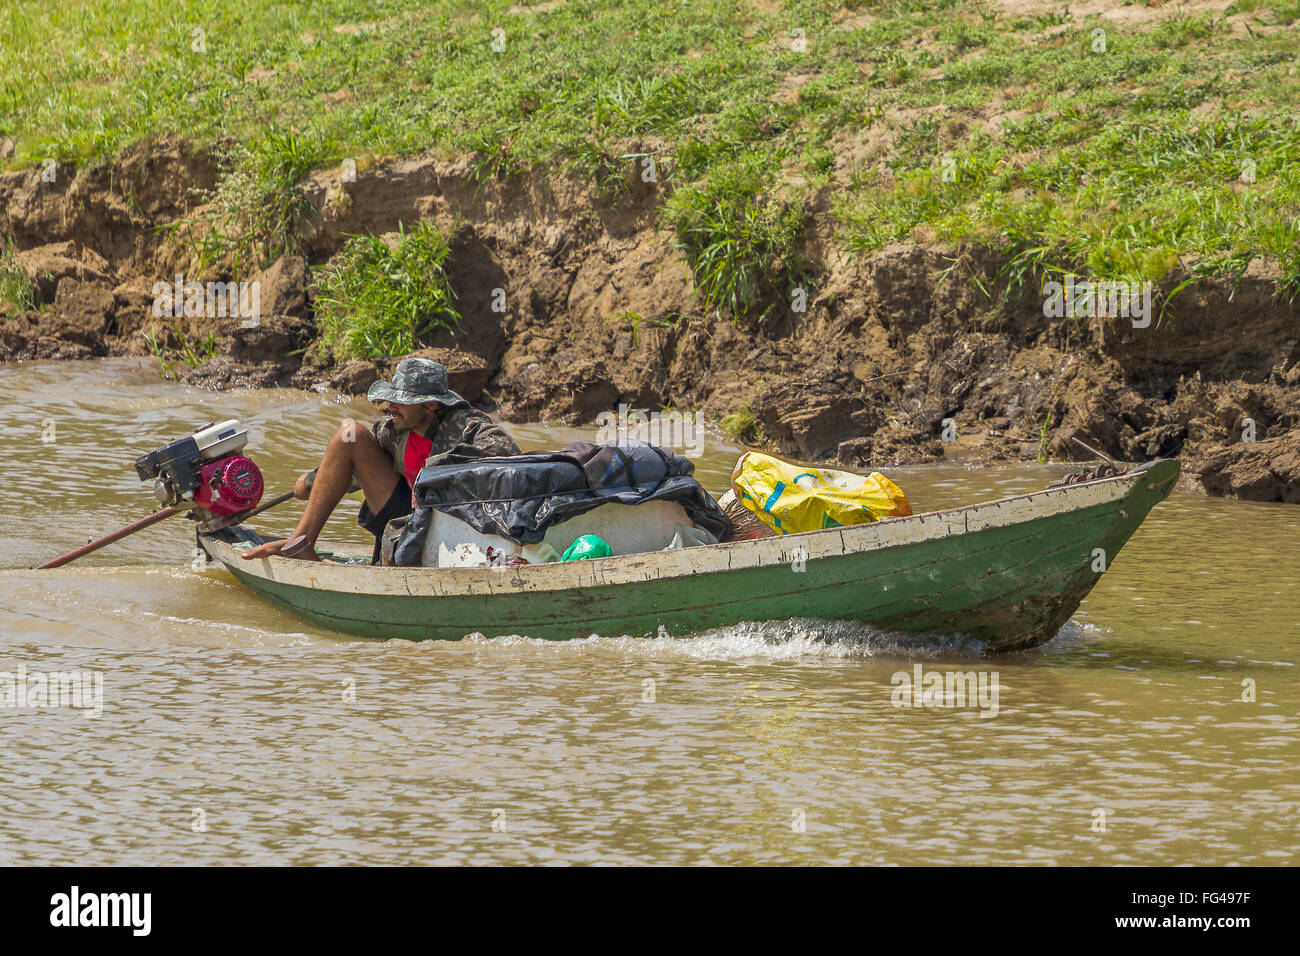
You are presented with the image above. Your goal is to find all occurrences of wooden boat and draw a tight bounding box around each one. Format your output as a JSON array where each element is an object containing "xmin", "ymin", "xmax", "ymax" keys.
[{"xmin": 197, "ymin": 459, "xmax": 1180, "ymax": 650}]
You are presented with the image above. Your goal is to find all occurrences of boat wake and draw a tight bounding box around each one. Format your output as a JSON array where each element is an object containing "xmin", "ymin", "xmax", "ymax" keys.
[{"xmin": 457, "ymin": 617, "xmax": 1003, "ymax": 661}]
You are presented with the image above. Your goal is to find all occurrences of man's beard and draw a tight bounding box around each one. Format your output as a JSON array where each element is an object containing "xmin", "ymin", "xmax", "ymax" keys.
[
  {"xmin": 388, "ymin": 405, "xmax": 437, "ymax": 433},
  {"xmin": 385, "ymin": 409, "xmax": 413, "ymax": 432}
]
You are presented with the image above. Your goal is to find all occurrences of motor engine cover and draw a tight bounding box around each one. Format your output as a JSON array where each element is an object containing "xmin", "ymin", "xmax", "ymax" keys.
[{"xmin": 193, "ymin": 455, "xmax": 264, "ymax": 517}]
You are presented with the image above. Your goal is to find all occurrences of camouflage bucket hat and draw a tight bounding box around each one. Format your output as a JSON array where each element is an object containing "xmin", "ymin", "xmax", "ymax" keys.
[{"xmin": 367, "ymin": 357, "xmax": 464, "ymax": 406}]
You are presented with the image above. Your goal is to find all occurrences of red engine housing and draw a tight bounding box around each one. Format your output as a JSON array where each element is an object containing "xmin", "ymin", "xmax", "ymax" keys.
[{"xmin": 194, "ymin": 455, "xmax": 264, "ymax": 517}]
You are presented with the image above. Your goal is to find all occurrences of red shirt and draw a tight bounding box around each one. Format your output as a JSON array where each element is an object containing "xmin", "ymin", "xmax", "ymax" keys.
[{"xmin": 402, "ymin": 432, "xmax": 434, "ymax": 488}]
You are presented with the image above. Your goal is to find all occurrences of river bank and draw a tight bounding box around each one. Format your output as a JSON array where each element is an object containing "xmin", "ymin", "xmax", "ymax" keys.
[
  {"xmin": 2, "ymin": 142, "xmax": 1297, "ymax": 501},
  {"xmin": 4, "ymin": 1, "xmax": 1299, "ymax": 501}
]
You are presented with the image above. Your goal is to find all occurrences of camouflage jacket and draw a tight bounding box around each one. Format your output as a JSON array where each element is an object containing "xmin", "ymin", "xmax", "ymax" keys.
[{"xmin": 372, "ymin": 403, "xmax": 520, "ymax": 479}]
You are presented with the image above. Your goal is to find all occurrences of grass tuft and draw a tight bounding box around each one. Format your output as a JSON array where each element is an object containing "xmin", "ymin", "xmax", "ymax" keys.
[
  {"xmin": 665, "ymin": 153, "xmax": 815, "ymax": 324},
  {"xmin": 141, "ymin": 321, "xmax": 220, "ymax": 379},
  {"xmin": 0, "ymin": 244, "xmax": 34, "ymax": 313},
  {"xmin": 314, "ymin": 221, "xmax": 461, "ymax": 361},
  {"xmin": 720, "ymin": 405, "xmax": 760, "ymax": 444}
]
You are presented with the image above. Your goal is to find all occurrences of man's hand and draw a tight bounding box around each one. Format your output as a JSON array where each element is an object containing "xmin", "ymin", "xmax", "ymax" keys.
[{"xmin": 240, "ymin": 537, "xmax": 321, "ymax": 561}]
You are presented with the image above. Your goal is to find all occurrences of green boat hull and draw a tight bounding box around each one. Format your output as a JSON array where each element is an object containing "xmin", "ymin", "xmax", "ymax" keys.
[{"xmin": 199, "ymin": 459, "xmax": 1180, "ymax": 650}]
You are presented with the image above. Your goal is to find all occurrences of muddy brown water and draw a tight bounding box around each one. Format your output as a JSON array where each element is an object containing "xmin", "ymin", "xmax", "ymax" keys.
[{"xmin": 0, "ymin": 358, "xmax": 1296, "ymax": 865}]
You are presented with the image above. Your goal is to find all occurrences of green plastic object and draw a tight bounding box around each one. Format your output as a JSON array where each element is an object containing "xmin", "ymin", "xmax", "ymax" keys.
[{"xmin": 561, "ymin": 534, "xmax": 612, "ymax": 561}]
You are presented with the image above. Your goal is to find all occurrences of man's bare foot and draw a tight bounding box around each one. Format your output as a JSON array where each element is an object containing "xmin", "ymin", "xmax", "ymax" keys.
[{"xmin": 240, "ymin": 536, "xmax": 322, "ymax": 561}]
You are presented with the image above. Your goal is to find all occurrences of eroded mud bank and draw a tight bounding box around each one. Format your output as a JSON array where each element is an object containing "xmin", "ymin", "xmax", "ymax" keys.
[{"xmin": 2, "ymin": 141, "xmax": 1297, "ymax": 501}]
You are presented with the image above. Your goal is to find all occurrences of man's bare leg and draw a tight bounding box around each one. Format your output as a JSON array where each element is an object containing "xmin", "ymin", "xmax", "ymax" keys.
[{"xmin": 241, "ymin": 422, "xmax": 399, "ymax": 561}]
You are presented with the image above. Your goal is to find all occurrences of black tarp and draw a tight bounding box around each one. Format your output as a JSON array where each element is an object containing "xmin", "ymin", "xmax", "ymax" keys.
[{"xmin": 391, "ymin": 442, "xmax": 730, "ymax": 566}]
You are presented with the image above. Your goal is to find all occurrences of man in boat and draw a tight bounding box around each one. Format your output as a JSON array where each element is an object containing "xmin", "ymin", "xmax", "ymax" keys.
[{"xmin": 241, "ymin": 356, "xmax": 520, "ymax": 563}]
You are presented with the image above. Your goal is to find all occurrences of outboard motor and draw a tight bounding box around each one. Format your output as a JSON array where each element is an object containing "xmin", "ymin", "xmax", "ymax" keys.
[{"xmin": 134, "ymin": 419, "xmax": 264, "ymax": 518}]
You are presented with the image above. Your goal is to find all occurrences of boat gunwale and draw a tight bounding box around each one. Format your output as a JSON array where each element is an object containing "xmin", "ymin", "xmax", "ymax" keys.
[{"xmin": 199, "ymin": 460, "xmax": 1179, "ymax": 598}]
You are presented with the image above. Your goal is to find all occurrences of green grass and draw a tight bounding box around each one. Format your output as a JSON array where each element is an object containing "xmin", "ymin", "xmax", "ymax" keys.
[
  {"xmin": 1266, "ymin": 0, "xmax": 1300, "ymax": 24},
  {"xmin": 0, "ymin": 243, "xmax": 34, "ymax": 313},
  {"xmin": 1036, "ymin": 411, "xmax": 1054, "ymax": 464},
  {"xmin": 2, "ymin": 0, "xmax": 1298, "ymax": 302},
  {"xmin": 314, "ymin": 220, "xmax": 460, "ymax": 361},
  {"xmin": 720, "ymin": 405, "xmax": 760, "ymax": 444},
  {"xmin": 607, "ymin": 309, "xmax": 680, "ymax": 347},
  {"xmin": 142, "ymin": 320, "xmax": 220, "ymax": 378},
  {"xmin": 223, "ymin": 128, "xmax": 337, "ymax": 268},
  {"xmin": 665, "ymin": 150, "xmax": 815, "ymax": 323},
  {"xmin": 163, "ymin": 130, "xmax": 339, "ymax": 278},
  {"xmin": 829, "ymin": 7, "xmax": 1300, "ymax": 297}
]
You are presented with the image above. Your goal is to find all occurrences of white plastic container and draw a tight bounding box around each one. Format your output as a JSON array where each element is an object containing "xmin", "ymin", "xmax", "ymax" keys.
[{"xmin": 422, "ymin": 500, "xmax": 694, "ymax": 567}]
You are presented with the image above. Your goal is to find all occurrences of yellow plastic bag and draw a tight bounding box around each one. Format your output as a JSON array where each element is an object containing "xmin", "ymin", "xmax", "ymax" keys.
[{"xmin": 730, "ymin": 452, "xmax": 912, "ymax": 535}]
